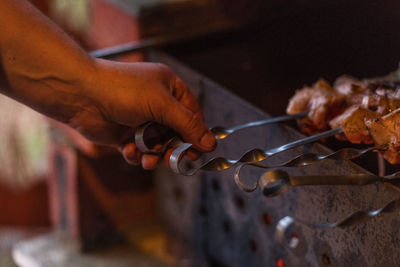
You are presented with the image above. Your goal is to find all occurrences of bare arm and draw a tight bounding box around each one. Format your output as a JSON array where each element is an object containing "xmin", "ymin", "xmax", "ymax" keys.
[{"xmin": 0, "ymin": 0, "xmax": 215, "ymax": 169}]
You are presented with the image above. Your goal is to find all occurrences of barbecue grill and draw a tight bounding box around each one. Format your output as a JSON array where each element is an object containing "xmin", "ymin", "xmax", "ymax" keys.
[
  {"xmin": 147, "ymin": 50, "xmax": 400, "ymax": 267},
  {"xmin": 14, "ymin": 1, "xmax": 400, "ymax": 266},
  {"xmin": 140, "ymin": 3, "xmax": 400, "ymax": 264}
]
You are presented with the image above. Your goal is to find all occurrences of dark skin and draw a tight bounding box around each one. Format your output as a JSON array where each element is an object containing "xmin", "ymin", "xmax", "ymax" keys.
[{"xmin": 0, "ymin": 0, "xmax": 216, "ymax": 169}]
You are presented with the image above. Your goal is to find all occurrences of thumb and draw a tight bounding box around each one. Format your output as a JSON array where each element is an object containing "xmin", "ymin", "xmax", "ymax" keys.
[{"xmin": 160, "ymin": 98, "xmax": 216, "ymax": 151}]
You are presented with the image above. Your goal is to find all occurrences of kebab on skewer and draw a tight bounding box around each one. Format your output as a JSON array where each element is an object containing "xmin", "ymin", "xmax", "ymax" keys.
[{"xmin": 286, "ymin": 75, "xmax": 400, "ymax": 164}]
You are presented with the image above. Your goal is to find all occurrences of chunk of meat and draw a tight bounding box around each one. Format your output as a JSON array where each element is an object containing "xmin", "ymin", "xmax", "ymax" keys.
[
  {"xmin": 287, "ymin": 79, "xmax": 345, "ymax": 135},
  {"xmin": 365, "ymin": 109, "xmax": 400, "ymax": 164},
  {"xmin": 333, "ymin": 75, "xmax": 368, "ymax": 107},
  {"xmin": 287, "ymin": 75, "xmax": 400, "ymax": 164},
  {"xmin": 333, "ymin": 75, "xmax": 367, "ymax": 96},
  {"xmin": 374, "ymin": 88, "xmax": 400, "ymax": 112},
  {"xmin": 329, "ymin": 106, "xmax": 379, "ymax": 144},
  {"xmin": 333, "ymin": 76, "xmax": 400, "ymax": 113}
]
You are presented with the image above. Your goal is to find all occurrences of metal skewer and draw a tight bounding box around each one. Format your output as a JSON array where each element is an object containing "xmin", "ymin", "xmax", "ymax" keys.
[
  {"xmin": 169, "ymin": 128, "xmax": 342, "ymax": 175},
  {"xmin": 211, "ymin": 112, "xmax": 308, "ymax": 140},
  {"xmin": 89, "ymin": 22, "xmax": 241, "ymax": 59},
  {"xmin": 234, "ymin": 145, "xmax": 387, "ymax": 192},
  {"xmin": 256, "ymin": 168, "xmax": 397, "ymax": 198}
]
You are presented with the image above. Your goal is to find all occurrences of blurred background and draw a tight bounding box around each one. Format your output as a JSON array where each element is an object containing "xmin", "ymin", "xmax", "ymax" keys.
[{"xmin": 2, "ymin": 0, "xmax": 400, "ymax": 266}]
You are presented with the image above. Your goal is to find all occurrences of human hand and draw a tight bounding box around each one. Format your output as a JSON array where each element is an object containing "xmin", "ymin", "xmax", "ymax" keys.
[
  {"xmin": 69, "ymin": 59, "xmax": 216, "ymax": 169},
  {"xmin": 0, "ymin": 0, "xmax": 215, "ymax": 170}
]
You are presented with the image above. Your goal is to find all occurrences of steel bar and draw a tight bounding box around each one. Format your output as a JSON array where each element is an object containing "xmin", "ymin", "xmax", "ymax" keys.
[{"xmin": 256, "ymin": 169, "xmax": 400, "ymax": 198}]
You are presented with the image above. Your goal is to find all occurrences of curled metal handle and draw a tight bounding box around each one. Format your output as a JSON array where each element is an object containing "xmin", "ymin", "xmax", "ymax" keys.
[
  {"xmin": 135, "ymin": 122, "xmax": 155, "ymax": 153},
  {"xmin": 134, "ymin": 122, "xmax": 180, "ymax": 154},
  {"xmin": 276, "ymin": 196, "xmax": 400, "ymax": 248},
  {"xmin": 234, "ymin": 145, "xmax": 387, "ymax": 192},
  {"xmin": 135, "ymin": 112, "xmax": 308, "ymax": 154},
  {"xmin": 170, "ymin": 128, "xmax": 342, "ymax": 175}
]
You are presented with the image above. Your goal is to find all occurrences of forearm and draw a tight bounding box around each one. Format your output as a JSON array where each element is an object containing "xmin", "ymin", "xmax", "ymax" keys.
[
  {"xmin": 0, "ymin": 0, "xmax": 215, "ymax": 168},
  {"xmin": 0, "ymin": 0, "xmax": 96, "ymax": 122}
]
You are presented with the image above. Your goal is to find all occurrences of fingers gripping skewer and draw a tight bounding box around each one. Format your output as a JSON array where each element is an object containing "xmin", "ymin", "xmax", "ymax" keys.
[{"xmin": 135, "ymin": 112, "xmax": 308, "ymax": 154}]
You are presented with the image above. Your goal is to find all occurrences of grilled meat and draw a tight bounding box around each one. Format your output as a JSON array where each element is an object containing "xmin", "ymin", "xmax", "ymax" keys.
[
  {"xmin": 286, "ymin": 79, "xmax": 345, "ymax": 135},
  {"xmin": 333, "ymin": 75, "xmax": 367, "ymax": 96},
  {"xmin": 329, "ymin": 106, "xmax": 378, "ymax": 144},
  {"xmin": 366, "ymin": 109, "xmax": 400, "ymax": 164},
  {"xmin": 287, "ymin": 75, "xmax": 400, "ymax": 163}
]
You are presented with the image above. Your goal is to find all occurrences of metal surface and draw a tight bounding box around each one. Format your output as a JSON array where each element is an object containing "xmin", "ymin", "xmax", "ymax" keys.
[
  {"xmin": 276, "ymin": 195, "xmax": 400, "ymax": 248},
  {"xmin": 263, "ymin": 169, "xmax": 400, "ymax": 247},
  {"xmin": 169, "ymin": 128, "xmax": 342, "ymax": 175}
]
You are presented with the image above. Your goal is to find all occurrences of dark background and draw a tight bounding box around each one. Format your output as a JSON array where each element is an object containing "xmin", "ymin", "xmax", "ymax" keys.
[{"xmin": 166, "ymin": 0, "xmax": 400, "ymax": 116}]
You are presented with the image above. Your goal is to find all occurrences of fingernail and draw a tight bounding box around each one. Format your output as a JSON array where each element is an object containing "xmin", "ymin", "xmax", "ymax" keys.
[{"xmin": 200, "ymin": 131, "xmax": 215, "ymax": 148}]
